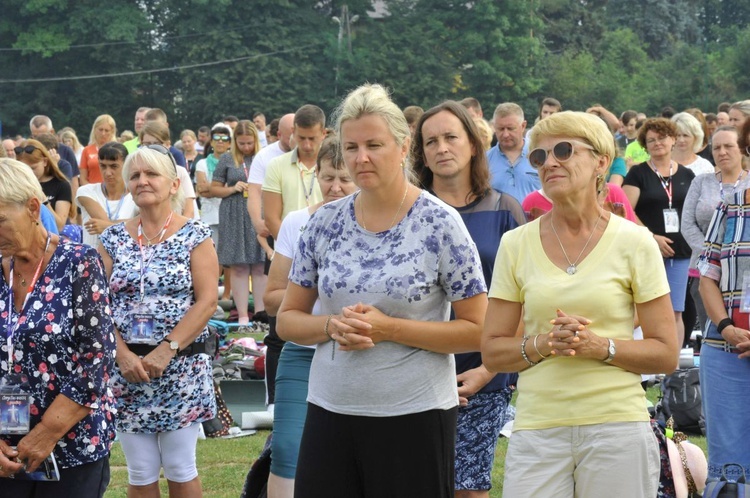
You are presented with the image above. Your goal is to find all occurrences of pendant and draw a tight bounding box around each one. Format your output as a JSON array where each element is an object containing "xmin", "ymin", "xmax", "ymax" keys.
[{"xmin": 566, "ymin": 265, "xmax": 576, "ymax": 275}]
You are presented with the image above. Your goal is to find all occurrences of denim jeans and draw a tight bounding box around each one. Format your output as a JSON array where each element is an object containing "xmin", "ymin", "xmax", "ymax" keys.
[{"xmin": 700, "ymin": 336, "xmax": 750, "ymax": 480}]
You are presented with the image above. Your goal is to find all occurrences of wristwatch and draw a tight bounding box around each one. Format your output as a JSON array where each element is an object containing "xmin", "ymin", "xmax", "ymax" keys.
[
  {"xmin": 604, "ymin": 338, "xmax": 616, "ymax": 363},
  {"xmin": 162, "ymin": 338, "xmax": 180, "ymax": 354}
]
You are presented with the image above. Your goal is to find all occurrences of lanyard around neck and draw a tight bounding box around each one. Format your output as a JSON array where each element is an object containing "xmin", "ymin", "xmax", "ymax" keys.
[
  {"xmin": 5, "ymin": 234, "xmax": 51, "ymax": 366},
  {"xmin": 101, "ymin": 184, "xmax": 126, "ymax": 221},
  {"xmin": 650, "ymin": 160, "xmax": 673, "ymax": 209},
  {"xmin": 136, "ymin": 212, "xmax": 173, "ymax": 301},
  {"xmin": 300, "ymin": 167, "xmax": 316, "ymax": 206}
]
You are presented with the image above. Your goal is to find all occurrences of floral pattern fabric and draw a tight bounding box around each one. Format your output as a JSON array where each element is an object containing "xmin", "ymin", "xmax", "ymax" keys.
[
  {"xmin": 0, "ymin": 242, "xmax": 116, "ymax": 468},
  {"xmin": 100, "ymin": 220, "xmax": 216, "ymax": 433}
]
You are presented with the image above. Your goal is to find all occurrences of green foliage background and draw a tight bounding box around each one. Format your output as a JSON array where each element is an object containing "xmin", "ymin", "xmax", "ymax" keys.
[{"xmin": 0, "ymin": 0, "xmax": 747, "ymax": 137}]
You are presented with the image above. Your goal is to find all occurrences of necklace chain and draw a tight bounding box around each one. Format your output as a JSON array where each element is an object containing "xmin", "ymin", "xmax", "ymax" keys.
[
  {"xmin": 360, "ymin": 184, "xmax": 410, "ymax": 232},
  {"xmin": 550, "ymin": 212, "xmax": 604, "ymax": 275}
]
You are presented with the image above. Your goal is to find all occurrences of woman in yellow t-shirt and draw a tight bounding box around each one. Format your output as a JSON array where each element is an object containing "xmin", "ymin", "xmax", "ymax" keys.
[{"xmin": 481, "ymin": 111, "xmax": 679, "ymax": 497}]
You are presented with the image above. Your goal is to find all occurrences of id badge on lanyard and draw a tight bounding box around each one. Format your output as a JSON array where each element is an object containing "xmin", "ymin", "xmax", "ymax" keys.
[{"xmin": 663, "ymin": 208, "xmax": 679, "ymax": 233}]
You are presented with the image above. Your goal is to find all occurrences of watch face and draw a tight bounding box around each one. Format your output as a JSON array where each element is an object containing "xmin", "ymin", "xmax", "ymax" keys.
[{"xmin": 170, "ymin": 341, "xmax": 179, "ymax": 350}]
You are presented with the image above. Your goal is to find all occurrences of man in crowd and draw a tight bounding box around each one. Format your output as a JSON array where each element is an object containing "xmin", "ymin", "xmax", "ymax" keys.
[
  {"xmin": 253, "ymin": 112, "xmax": 268, "ymax": 148},
  {"xmin": 487, "ymin": 102, "xmax": 539, "ymax": 204}
]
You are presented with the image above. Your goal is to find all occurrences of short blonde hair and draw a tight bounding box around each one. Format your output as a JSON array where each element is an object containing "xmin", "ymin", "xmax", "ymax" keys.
[
  {"xmin": 672, "ymin": 112, "xmax": 705, "ymax": 153},
  {"xmin": 122, "ymin": 147, "xmax": 184, "ymax": 213},
  {"xmin": 88, "ymin": 114, "xmax": 117, "ymax": 146},
  {"xmin": 474, "ymin": 118, "xmax": 493, "ymax": 151},
  {"xmin": 529, "ymin": 111, "xmax": 615, "ymax": 193},
  {"xmin": 0, "ymin": 158, "xmax": 46, "ymax": 205},
  {"xmin": 335, "ymin": 84, "xmax": 410, "ymax": 148}
]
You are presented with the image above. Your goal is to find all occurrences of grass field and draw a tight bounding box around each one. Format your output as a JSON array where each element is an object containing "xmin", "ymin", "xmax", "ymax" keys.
[{"xmin": 103, "ymin": 386, "xmax": 706, "ymax": 497}]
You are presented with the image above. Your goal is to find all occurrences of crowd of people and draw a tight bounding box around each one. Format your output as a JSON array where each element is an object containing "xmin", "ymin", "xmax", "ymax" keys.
[{"xmin": 0, "ymin": 91, "xmax": 749, "ymax": 498}]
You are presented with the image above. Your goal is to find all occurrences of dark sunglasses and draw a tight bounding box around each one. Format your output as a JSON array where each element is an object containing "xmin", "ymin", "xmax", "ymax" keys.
[
  {"xmin": 14, "ymin": 145, "xmax": 38, "ymax": 156},
  {"xmin": 528, "ymin": 140, "xmax": 595, "ymax": 169},
  {"xmin": 144, "ymin": 144, "xmax": 178, "ymax": 171},
  {"xmin": 212, "ymin": 134, "xmax": 231, "ymax": 143}
]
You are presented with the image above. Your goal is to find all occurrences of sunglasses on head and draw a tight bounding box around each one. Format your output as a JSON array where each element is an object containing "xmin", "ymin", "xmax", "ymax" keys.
[
  {"xmin": 528, "ymin": 140, "xmax": 595, "ymax": 169},
  {"xmin": 212, "ymin": 134, "xmax": 231, "ymax": 143},
  {"xmin": 14, "ymin": 145, "xmax": 38, "ymax": 156},
  {"xmin": 144, "ymin": 144, "xmax": 178, "ymax": 171}
]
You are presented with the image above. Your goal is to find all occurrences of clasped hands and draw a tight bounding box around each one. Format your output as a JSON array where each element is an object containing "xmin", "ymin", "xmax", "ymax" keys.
[
  {"xmin": 328, "ymin": 302, "xmax": 392, "ymax": 351},
  {"xmin": 547, "ymin": 309, "xmax": 606, "ymax": 359},
  {"xmin": 116, "ymin": 346, "xmax": 174, "ymax": 383}
]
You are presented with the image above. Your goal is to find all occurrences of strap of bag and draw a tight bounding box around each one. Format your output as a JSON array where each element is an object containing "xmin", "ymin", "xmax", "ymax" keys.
[{"xmin": 672, "ymin": 431, "xmax": 698, "ymax": 494}]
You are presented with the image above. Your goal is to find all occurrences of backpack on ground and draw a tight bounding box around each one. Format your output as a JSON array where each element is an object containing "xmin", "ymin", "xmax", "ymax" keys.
[{"xmin": 655, "ymin": 367, "xmax": 705, "ymax": 436}]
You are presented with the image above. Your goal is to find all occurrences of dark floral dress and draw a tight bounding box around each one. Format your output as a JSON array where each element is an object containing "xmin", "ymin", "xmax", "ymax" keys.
[
  {"xmin": 100, "ymin": 219, "xmax": 216, "ymax": 433},
  {"xmin": 0, "ymin": 242, "xmax": 116, "ymax": 468}
]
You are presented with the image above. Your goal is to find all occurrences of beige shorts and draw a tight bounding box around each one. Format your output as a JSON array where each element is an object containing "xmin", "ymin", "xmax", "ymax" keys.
[{"xmin": 502, "ymin": 421, "xmax": 659, "ymax": 498}]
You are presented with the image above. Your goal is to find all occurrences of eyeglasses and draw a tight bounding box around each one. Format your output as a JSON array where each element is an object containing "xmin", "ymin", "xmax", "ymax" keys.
[
  {"xmin": 144, "ymin": 144, "xmax": 178, "ymax": 172},
  {"xmin": 14, "ymin": 145, "xmax": 38, "ymax": 156},
  {"xmin": 528, "ymin": 140, "xmax": 595, "ymax": 169},
  {"xmin": 645, "ymin": 136, "xmax": 670, "ymax": 146},
  {"xmin": 212, "ymin": 134, "xmax": 231, "ymax": 143}
]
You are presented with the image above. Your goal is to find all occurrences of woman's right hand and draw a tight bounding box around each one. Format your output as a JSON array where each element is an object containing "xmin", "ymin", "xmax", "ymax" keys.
[
  {"xmin": 723, "ymin": 325, "xmax": 750, "ymax": 358},
  {"xmin": 653, "ymin": 234, "xmax": 675, "ymax": 257},
  {"xmin": 116, "ymin": 349, "xmax": 151, "ymax": 383},
  {"xmin": 234, "ymin": 181, "xmax": 248, "ymax": 194}
]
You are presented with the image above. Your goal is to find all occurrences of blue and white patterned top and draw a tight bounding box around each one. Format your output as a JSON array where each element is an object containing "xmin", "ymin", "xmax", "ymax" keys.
[
  {"xmin": 100, "ymin": 220, "xmax": 216, "ymax": 433},
  {"xmin": 0, "ymin": 242, "xmax": 116, "ymax": 468},
  {"xmin": 290, "ymin": 191, "xmax": 486, "ymax": 416}
]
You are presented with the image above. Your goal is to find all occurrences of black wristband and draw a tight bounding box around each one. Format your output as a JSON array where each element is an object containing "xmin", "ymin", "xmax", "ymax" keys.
[{"xmin": 717, "ymin": 317, "xmax": 734, "ymax": 334}]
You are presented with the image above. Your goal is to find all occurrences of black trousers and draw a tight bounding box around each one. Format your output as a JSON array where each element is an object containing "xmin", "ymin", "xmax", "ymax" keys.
[
  {"xmin": 295, "ymin": 403, "xmax": 457, "ymax": 498},
  {"xmin": 264, "ymin": 315, "xmax": 285, "ymax": 405}
]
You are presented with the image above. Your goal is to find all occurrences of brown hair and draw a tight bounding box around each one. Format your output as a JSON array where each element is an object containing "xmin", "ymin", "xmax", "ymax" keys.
[
  {"xmin": 637, "ymin": 118, "xmax": 678, "ymax": 150},
  {"xmin": 231, "ymin": 120, "xmax": 260, "ymax": 167},
  {"xmin": 411, "ymin": 100, "xmax": 490, "ymax": 203},
  {"xmin": 17, "ymin": 138, "xmax": 68, "ymax": 182},
  {"xmin": 738, "ymin": 120, "xmax": 750, "ymax": 157}
]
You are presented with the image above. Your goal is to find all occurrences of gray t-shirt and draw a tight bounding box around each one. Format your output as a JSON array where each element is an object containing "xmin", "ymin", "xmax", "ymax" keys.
[{"xmin": 290, "ymin": 191, "xmax": 486, "ymax": 416}]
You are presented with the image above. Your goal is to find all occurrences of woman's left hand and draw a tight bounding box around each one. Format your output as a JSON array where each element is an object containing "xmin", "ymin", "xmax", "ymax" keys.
[
  {"xmin": 548, "ymin": 309, "xmax": 607, "ymax": 359},
  {"xmin": 142, "ymin": 345, "xmax": 175, "ymax": 379},
  {"xmin": 15, "ymin": 424, "xmax": 57, "ymax": 473}
]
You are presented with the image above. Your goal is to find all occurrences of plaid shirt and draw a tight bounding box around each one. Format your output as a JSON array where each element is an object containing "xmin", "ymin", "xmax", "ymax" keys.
[{"xmin": 698, "ymin": 188, "xmax": 750, "ymax": 337}]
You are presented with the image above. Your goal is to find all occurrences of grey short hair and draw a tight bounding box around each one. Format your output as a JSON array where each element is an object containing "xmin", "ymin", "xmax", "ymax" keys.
[
  {"xmin": 0, "ymin": 158, "xmax": 46, "ymax": 205},
  {"xmin": 492, "ymin": 102, "xmax": 525, "ymax": 122},
  {"xmin": 29, "ymin": 115, "xmax": 53, "ymax": 131},
  {"xmin": 122, "ymin": 147, "xmax": 185, "ymax": 213},
  {"xmin": 671, "ymin": 112, "xmax": 705, "ymax": 153}
]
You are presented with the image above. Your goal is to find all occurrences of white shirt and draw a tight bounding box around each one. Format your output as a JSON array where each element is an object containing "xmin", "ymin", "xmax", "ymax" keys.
[
  {"xmin": 76, "ymin": 183, "xmax": 137, "ymax": 248},
  {"xmin": 194, "ymin": 158, "xmax": 221, "ymax": 226},
  {"xmin": 247, "ymin": 141, "xmax": 286, "ymax": 184}
]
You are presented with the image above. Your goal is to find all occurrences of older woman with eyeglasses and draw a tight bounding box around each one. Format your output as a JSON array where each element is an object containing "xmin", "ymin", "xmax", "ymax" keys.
[
  {"xmin": 99, "ymin": 146, "xmax": 219, "ymax": 497},
  {"xmin": 482, "ymin": 111, "xmax": 677, "ymax": 497},
  {"xmin": 623, "ymin": 118, "xmax": 696, "ymax": 352}
]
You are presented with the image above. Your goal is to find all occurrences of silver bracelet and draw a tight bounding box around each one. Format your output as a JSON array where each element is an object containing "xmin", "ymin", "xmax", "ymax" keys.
[
  {"xmin": 533, "ymin": 334, "xmax": 550, "ymax": 360},
  {"xmin": 324, "ymin": 314, "xmax": 335, "ymax": 360},
  {"xmin": 520, "ymin": 336, "xmax": 539, "ymax": 366}
]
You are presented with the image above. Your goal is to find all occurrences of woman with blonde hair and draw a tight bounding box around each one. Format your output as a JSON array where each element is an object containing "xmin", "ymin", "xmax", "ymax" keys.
[
  {"xmin": 209, "ymin": 120, "xmax": 268, "ymax": 329},
  {"xmin": 671, "ymin": 112, "xmax": 714, "ymax": 176},
  {"xmin": 99, "ymin": 146, "xmax": 218, "ymax": 497},
  {"xmin": 483, "ymin": 112, "xmax": 677, "ymax": 497},
  {"xmin": 15, "ymin": 139, "xmax": 72, "ymax": 231},
  {"xmin": 60, "ymin": 129, "xmax": 84, "ymax": 165},
  {"xmin": 278, "ymin": 84, "xmax": 486, "ymax": 497},
  {"xmin": 139, "ymin": 121, "xmax": 197, "ymax": 219},
  {"xmin": 80, "ymin": 114, "xmax": 117, "ymax": 185}
]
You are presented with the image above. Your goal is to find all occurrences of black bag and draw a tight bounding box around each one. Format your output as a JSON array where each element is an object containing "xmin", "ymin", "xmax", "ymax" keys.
[
  {"xmin": 656, "ymin": 368, "xmax": 705, "ymax": 436},
  {"xmin": 240, "ymin": 434, "xmax": 272, "ymax": 498}
]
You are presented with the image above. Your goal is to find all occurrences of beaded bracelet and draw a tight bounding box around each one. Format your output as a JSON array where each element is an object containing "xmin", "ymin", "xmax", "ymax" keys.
[
  {"xmin": 520, "ymin": 336, "xmax": 539, "ymax": 366},
  {"xmin": 532, "ymin": 334, "xmax": 550, "ymax": 360},
  {"xmin": 324, "ymin": 314, "xmax": 335, "ymax": 360}
]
